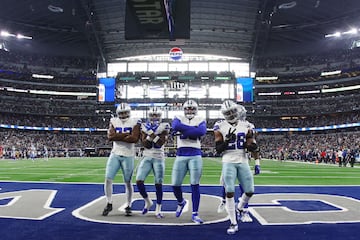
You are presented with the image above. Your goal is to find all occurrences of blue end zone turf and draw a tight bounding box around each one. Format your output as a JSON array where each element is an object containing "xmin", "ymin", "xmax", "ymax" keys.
[{"xmin": 0, "ymin": 181, "xmax": 360, "ymax": 240}]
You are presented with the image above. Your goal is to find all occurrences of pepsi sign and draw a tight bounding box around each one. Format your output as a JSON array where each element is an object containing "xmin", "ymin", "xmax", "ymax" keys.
[{"xmin": 169, "ymin": 47, "xmax": 183, "ymax": 60}]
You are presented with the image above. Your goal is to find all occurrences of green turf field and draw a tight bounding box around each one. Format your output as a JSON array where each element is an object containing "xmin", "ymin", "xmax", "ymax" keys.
[{"xmin": 0, "ymin": 157, "xmax": 359, "ymax": 185}]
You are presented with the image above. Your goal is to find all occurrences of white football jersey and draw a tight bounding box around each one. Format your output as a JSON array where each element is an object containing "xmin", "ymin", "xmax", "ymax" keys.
[
  {"xmin": 175, "ymin": 115, "xmax": 205, "ymax": 150},
  {"xmin": 142, "ymin": 122, "xmax": 170, "ymax": 159},
  {"xmin": 214, "ymin": 120, "xmax": 255, "ymax": 163},
  {"xmin": 110, "ymin": 117, "xmax": 141, "ymax": 157}
]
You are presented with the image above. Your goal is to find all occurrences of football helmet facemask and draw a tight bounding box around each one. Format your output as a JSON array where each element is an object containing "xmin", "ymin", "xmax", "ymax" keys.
[
  {"xmin": 183, "ymin": 100, "xmax": 198, "ymax": 119},
  {"xmin": 221, "ymin": 100, "xmax": 243, "ymax": 124},
  {"xmin": 148, "ymin": 107, "xmax": 162, "ymax": 124},
  {"xmin": 116, "ymin": 103, "xmax": 131, "ymax": 122}
]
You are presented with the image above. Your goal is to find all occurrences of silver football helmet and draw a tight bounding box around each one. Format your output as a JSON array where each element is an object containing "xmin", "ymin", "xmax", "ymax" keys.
[
  {"xmin": 116, "ymin": 103, "xmax": 131, "ymax": 122},
  {"xmin": 183, "ymin": 100, "xmax": 198, "ymax": 119},
  {"xmin": 148, "ymin": 107, "xmax": 162, "ymax": 124},
  {"xmin": 221, "ymin": 100, "xmax": 245, "ymax": 124},
  {"xmin": 237, "ymin": 105, "xmax": 247, "ymax": 121}
]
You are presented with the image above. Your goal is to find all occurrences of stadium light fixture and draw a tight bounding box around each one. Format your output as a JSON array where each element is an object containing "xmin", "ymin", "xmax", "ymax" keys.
[
  {"xmin": 0, "ymin": 30, "xmax": 32, "ymax": 40},
  {"xmin": 255, "ymin": 76, "xmax": 278, "ymax": 81},
  {"xmin": 16, "ymin": 34, "xmax": 32, "ymax": 40},
  {"xmin": 320, "ymin": 70, "xmax": 341, "ymax": 76},
  {"xmin": 343, "ymin": 28, "xmax": 358, "ymax": 35},
  {"xmin": 32, "ymin": 74, "xmax": 54, "ymax": 79}
]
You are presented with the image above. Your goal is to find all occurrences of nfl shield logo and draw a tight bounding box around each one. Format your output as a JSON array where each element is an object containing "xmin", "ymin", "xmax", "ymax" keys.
[{"xmin": 169, "ymin": 47, "xmax": 183, "ymax": 60}]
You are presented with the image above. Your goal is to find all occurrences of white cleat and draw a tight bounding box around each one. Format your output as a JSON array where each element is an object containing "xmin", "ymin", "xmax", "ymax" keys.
[
  {"xmin": 142, "ymin": 198, "xmax": 153, "ymax": 215},
  {"xmin": 227, "ymin": 224, "xmax": 238, "ymax": 235},
  {"xmin": 238, "ymin": 209, "xmax": 253, "ymax": 222},
  {"xmin": 217, "ymin": 201, "xmax": 226, "ymax": 213}
]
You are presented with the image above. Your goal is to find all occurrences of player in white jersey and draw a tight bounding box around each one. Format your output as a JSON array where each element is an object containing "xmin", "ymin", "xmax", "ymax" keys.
[
  {"xmin": 217, "ymin": 120, "xmax": 261, "ymax": 223},
  {"xmin": 102, "ymin": 103, "xmax": 141, "ymax": 217},
  {"xmin": 171, "ymin": 100, "xmax": 207, "ymax": 224},
  {"xmin": 214, "ymin": 100, "xmax": 260, "ymax": 234},
  {"xmin": 136, "ymin": 107, "xmax": 170, "ymax": 218}
]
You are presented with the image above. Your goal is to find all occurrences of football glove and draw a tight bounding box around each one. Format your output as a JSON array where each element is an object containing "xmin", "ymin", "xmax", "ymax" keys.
[
  {"xmin": 254, "ymin": 165, "xmax": 261, "ymax": 175},
  {"xmin": 254, "ymin": 159, "xmax": 261, "ymax": 175},
  {"xmin": 225, "ymin": 128, "xmax": 236, "ymax": 142}
]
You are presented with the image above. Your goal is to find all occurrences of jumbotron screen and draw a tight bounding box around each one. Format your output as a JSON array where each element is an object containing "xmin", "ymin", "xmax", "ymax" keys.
[
  {"xmin": 236, "ymin": 77, "xmax": 254, "ymax": 103},
  {"xmin": 98, "ymin": 77, "xmax": 115, "ymax": 102}
]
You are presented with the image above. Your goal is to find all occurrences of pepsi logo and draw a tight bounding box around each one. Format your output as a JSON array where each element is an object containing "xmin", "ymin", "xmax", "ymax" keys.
[{"xmin": 169, "ymin": 47, "xmax": 183, "ymax": 60}]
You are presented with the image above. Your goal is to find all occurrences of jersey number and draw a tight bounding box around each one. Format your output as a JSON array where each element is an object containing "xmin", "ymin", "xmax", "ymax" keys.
[{"xmin": 227, "ymin": 132, "xmax": 245, "ymax": 150}]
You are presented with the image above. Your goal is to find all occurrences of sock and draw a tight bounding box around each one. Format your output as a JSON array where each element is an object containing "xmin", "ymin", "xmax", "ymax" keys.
[
  {"xmin": 238, "ymin": 193, "xmax": 251, "ymax": 210},
  {"xmin": 155, "ymin": 184, "xmax": 163, "ymax": 205},
  {"xmin": 145, "ymin": 197, "xmax": 153, "ymax": 209},
  {"xmin": 238, "ymin": 185, "xmax": 248, "ymax": 208},
  {"xmin": 104, "ymin": 179, "xmax": 113, "ymax": 204},
  {"xmin": 125, "ymin": 182, "xmax": 133, "ymax": 207},
  {"xmin": 221, "ymin": 186, "xmax": 226, "ymax": 202},
  {"xmin": 226, "ymin": 197, "xmax": 237, "ymax": 225},
  {"xmin": 172, "ymin": 186, "xmax": 183, "ymax": 203},
  {"xmin": 191, "ymin": 184, "xmax": 200, "ymax": 213},
  {"xmin": 136, "ymin": 181, "xmax": 148, "ymax": 199},
  {"xmin": 155, "ymin": 204, "xmax": 162, "ymax": 214}
]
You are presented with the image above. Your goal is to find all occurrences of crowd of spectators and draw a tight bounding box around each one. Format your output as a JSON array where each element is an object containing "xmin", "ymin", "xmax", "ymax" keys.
[
  {"xmin": 257, "ymin": 131, "xmax": 359, "ymax": 166},
  {"xmin": 1, "ymin": 128, "xmax": 359, "ymax": 166}
]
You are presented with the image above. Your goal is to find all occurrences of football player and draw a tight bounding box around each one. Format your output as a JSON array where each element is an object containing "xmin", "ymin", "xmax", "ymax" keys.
[
  {"xmin": 136, "ymin": 107, "xmax": 170, "ymax": 218},
  {"xmin": 217, "ymin": 120, "xmax": 261, "ymax": 223},
  {"xmin": 171, "ymin": 100, "xmax": 207, "ymax": 224},
  {"xmin": 102, "ymin": 103, "xmax": 141, "ymax": 217},
  {"xmin": 213, "ymin": 100, "xmax": 259, "ymax": 234}
]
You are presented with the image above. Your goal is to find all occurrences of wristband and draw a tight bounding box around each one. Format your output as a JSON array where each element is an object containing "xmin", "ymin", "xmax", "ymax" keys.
[
  {"xmin": 152, "ymin": 135, "xmax": 160, "ymax": 143},
  {"xmin": 146, "ymin": 135, "xmax": 153, "ymax": 142},
  {"xmin": 255, "ymin": 159, "xmax": 260, "ymax": 165}
]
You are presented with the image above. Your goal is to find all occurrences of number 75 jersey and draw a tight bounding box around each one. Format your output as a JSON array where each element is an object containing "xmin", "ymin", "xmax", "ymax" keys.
[{"xmin": 213, "ymin": 120, "xmax": 252, "ymax": 164}]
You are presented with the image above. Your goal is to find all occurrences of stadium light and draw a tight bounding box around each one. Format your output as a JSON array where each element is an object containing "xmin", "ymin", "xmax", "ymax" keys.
[
  {"xmin": 255, "ymin": 76, "xmax": 278, "ymax": 81},
  {"xmin": 1, "ymin": 31, "xmax": 13, "ymax": 37},
  {"xmin": 32, "ymin": 74, "xmax": 54, "ymax": 79},
  {"xmin": 16, "ymin": 34, "xmax": 32, "ymax": 40},
  {"xmin": 320, "ymin": 70, "xmax": 341, "ymax": 76},
  {"xmin": 0, "ymin": 30, "xmax": 32, "ymax": 40}
]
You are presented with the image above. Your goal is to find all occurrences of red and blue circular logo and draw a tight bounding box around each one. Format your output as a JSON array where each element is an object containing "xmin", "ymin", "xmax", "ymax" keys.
[{"xmin": 169, "ymin": 47, "xmax": 183, "ymax": 61}]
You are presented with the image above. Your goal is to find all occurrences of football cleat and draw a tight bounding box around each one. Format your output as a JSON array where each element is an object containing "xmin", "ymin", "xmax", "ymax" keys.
[
  {"xmin": 175, "ymin": 200, "xmax": 186, "ymax": 218},
  {"xmin": 142, "ymin": 199, "xmax": 153, "ymax": 215},
  {"xmin": 237, "ymin": 209, "xmax": 253, "ymax": 222},
  {"xmin": 191, "ymin": 213, "xmax": 204, "ymax": 224},
  {"xmin": 102, "ymin": 203, "xmax": 113, "ymax": 216},
  {"xmin": 125, "ymin": 206, "xmax": 132, "ymax": 216},
  {"xmin": 227, "ymin": 224, "xmax": 239, "ymax": 235},
  {"xmin": 217, "ymin": 200, "xmax": 226, "ymax": 213}
]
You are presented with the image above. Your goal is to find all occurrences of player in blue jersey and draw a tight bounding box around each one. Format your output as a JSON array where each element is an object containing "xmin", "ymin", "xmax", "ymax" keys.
[
  {"xmin": 102, "ymin": 103, "xmax": 141, "ymax": 217},
  {"xmin": 214, "ymin": 100, "xmax": 259, "ymax": 234},
  {"xmin": 136, "ymin": 107, "xmax": 170, "ymax": 219},
  {"xmin": 171, "ymin": 100, "xmax": 207, "ymax": 224}
]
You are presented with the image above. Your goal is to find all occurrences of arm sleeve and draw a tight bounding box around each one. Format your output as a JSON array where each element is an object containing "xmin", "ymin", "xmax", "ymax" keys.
[
  {"xmin": 181, "ymin": 121, "xmax": 207, "ymax": 138},
  {"xmin": 171, "ymin": 117, "xmax": 188, "ymax": 132}
]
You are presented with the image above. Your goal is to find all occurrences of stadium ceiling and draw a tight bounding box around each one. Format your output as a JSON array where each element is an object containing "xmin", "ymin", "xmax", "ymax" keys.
[{"xmin": 0, "ymin": 0, "xmax": 360, "ymax": 67}]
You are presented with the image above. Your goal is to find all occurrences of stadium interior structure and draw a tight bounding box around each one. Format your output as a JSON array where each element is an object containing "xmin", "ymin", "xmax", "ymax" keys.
[{"xmin": 0, "ymin": 0, "xmax": 359, "ymax": 162}]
